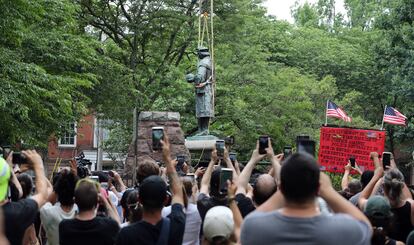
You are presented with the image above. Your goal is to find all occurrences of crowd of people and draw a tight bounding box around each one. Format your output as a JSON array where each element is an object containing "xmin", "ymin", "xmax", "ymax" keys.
[{"xmin": 1, "ymin": 134, "xmax": 414, "ymax": 245}]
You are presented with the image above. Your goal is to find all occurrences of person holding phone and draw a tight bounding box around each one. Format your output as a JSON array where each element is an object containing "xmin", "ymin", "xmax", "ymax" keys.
[
  {"xmin": 340, "ymin": 160, "xmax": 363, "ymax": 200},
  {"xmin": 359, "ymin": 154, "xmax": 414, "ymax": 242},
  {"xmin": 2, "ymin": 150, "xmax": 49, "ymax": 245},
  {"xmin": 242, "ymin": 153, "xmax": 372, "ymax": 245},
  {"xmin": 234, "ymin": 140, "xmax": 278, "ymax": 217},
  {"xmin": 116, "ymin": 133, "xmax": 186, "ymax": 245}
]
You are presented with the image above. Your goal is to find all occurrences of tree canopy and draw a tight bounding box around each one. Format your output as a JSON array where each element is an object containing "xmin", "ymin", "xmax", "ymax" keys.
[{"xmin": 0, "ymin": 0, "xmax": 412, "ymax": 163}]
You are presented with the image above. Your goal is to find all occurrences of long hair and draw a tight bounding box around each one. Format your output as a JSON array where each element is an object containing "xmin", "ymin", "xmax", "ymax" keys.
[{"xmin": 383, "ymin": 169, "xmax": 404, "ymax": 203}]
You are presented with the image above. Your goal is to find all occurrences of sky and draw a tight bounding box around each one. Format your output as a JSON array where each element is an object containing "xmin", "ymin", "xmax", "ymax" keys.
[{"xmin": 263, "ymin": 0, "xmax": 346, "ymax": 23}]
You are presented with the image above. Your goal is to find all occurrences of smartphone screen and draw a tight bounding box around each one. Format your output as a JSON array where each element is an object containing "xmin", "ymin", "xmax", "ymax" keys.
[
  {"xmin": 12, "ymin": 152, "xmax": 27, "ymax": 165},
  {"xmin": 216, "ymin": 140, "xmax": 225, "ymax": 157},
  {"xmin": 152, "ymin": 127, "xmax": 164, "ymax": 150},
  {"xmin": 220, "ymin": 168, "xmax": 233, "ymax": 194},
  {"xmin": 89, "ymin": 176, "xmax": 100, "ymax": 182},
  {"xmin": 229, "ymin": 153, "xmax": 237, "ymax": 162},
  {"xmin": 283, "ymin": 146, "xmax": 292, "ymax": 159},
  {"xmin": 297, "ymin": 140, "xmax": 316, "ymax": 156},
  {"xmin": 259, "ymin": 136, "xmax": 269, "ymax": 155},
  {"xmin": 349, "ymin": 157, "xmax": 356, "ymax": 168},
  {"xmin": 186, "ymin": 173, "xmax": 196, "ymax": 182},
  {"xmin": 176, "ymin": 155, "xmax": 185, "ymax": 171},
  {"xmin": 382, "ymin": 152, "xmax": 391, "ymax": 168}
]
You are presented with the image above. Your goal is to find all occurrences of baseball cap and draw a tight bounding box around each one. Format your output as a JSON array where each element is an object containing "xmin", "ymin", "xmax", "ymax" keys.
[
  {"xmin": 203, "ymin": 206, "xmax": 234, "ymax": 241},
  {"xmin": 364, "ymin": 196, "xmax": 392, "ymax": 219},
  {"xmin": 0, "ymin": 158, "xmax": 11, "ymax": 201},
  {"xmin": 139, "ymin": 175, "xmax": 167, "ymax": 208}
]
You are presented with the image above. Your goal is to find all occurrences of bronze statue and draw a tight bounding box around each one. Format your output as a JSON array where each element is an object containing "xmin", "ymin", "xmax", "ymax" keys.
[{"xmin": 186, "ymin": 47, "xmax": 214, "ymax": 135}]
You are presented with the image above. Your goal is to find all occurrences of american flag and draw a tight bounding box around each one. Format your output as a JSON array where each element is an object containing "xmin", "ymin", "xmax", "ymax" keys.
[
  {"xmin": 326, "ymin": 101, "xmax": 352, "ymax": 122},
  {"xmin": 383, "ymin": 106, "xmax": 407, "ymax": 126}
]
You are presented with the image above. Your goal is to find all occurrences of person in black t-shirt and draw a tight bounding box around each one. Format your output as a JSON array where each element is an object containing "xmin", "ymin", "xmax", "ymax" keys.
[
  {"xmin": 197, "ymin": 148, "xmax": 240, "ymax": 222},
  {"xmin": 59, "ymin": 178, "xmax": 120, "ymax": 245},
  {"xmin": 235, "ymin": 140, "xmax": 279, "ymax": 217},
  {"xmin": 116, "ymin": 134, "xmax": 185, "ymax": 245},
  {"xmin": 1, "ymin": 150, "xmax": 49, "ymax": 245}
]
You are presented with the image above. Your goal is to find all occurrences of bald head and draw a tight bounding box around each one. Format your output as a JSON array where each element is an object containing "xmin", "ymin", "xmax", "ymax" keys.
[{"xmin": 253, "ymin": 174, "xmax": 277, "ymax": 205}]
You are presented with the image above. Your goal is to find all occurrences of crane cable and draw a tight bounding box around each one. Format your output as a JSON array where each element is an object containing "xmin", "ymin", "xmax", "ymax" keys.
[{"xmin": 197, "ymin": 0, "xmax": 215, "ymax": 132}]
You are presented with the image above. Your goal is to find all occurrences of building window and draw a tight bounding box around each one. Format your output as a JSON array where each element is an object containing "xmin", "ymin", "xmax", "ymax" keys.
[{"xmin": 59, "ymin": 123, "xmax": 77, "ymax": 147}]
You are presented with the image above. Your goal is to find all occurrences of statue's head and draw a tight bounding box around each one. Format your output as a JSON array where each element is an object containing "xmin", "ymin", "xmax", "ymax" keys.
[{"xmin": 197, "ymin": 46, "xmax": 210, "ymax": 58}]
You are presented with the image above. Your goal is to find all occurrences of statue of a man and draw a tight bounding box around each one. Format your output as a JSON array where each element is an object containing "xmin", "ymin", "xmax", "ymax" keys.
[{"xmin": 186, "ymin": 47, "xmax": 214, "ymax": 135}]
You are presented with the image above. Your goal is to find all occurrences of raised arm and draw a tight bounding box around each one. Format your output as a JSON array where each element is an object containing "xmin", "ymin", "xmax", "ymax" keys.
[
  {"xmin": 264, "ymin": 139, "xmax": 282, "ymax": 183},
  {"xmin": 113, "ymin": 171, "xmax": 127, "ymax": 193},
  {"xmin": 358, "ymin": 153, "xmax": 384, "ymax": 210},
  {"xmin": 24, "ymin": 150, "xmax": 48, "ymax": 208},
  {"xmin": 270, "ymin": 154, "xmax": 283, "ymax": 184},
  {"xmin": 161, "ymin": 134, "xmax": 184, "ymax": 206},
  {"xmin": 227, "ymin": 180, "xmax": 242, "ymax": 243},
  {"xmin": 223, "ymin": 148, "xmax": 238, "ymax": 179},
  {"xmin": 100, "ymin": 193, "xmax": 121, "ymax": 224},
  {"xmin": 199, "ymin": 149, "xmax": 218, "ymax": 195},
  {"xmin": 320, "ymin": 173, "xmax": 371, "ymax": 228},
  {"xmin": 236, "ymin": 142, "xmax": 264, "ymax": 195},
  {"xmin": 341, "ymin": 163, "xmax": 352, "ymax": 191},
  {"xmin": 5, "ymin": 152, "xmax": 23, "ymax": 199},
  {"xmin": 234, "ymin": 160, "xmax": 241, "ymax": 176}
]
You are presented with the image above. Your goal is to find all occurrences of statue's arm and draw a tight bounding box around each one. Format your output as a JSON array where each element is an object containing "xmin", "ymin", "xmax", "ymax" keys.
[{"xmin": 196, "ymin": 65, "xmax": 207, "ymax": 82}]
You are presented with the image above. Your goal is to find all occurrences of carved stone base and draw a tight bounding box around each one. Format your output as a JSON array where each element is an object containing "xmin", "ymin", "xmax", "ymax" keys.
[{"xmin": 124, "ymin": 111, "xmax": 190, "ymax": 182}]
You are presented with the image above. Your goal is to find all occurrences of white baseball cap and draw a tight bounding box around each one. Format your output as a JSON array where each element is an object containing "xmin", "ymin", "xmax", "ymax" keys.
[{"xmin": 203, "ymin": 206, "xmax": 234, "ymax": 241}]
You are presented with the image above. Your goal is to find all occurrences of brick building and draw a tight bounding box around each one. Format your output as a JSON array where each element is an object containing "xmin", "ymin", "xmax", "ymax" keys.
[{"xmin": 45, "ymin": 114, "xmax": 124, "ymax": 176}]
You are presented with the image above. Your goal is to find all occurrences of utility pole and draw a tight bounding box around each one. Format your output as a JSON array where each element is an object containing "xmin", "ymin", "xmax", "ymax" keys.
[{"xmin": 97, "ymin": 119, "xmax": 104, "ymax": 171}]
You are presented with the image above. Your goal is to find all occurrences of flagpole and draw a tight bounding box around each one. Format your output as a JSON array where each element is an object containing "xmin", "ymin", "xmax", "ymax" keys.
[
  {"xmin": 380, "ymin": 105, "xmax": 387, "ymax": 130},
  {"xmin": 325, "ymin": 100, "xmax": 329, "ymax": 126}
]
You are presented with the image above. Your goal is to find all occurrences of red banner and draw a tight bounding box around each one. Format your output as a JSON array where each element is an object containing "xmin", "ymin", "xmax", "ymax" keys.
[{"xmin": 318, "ymin": 126, "xmax": 386, "ymax": 173}]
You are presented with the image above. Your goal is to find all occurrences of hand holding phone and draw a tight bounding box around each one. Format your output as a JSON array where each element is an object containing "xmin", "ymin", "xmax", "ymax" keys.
[
  {"xmin": 152, "ymin": 127, "xmax": 164, "ymax": 151},
  {"xmin": 349, "ymin": 156, "xmax": 356, "ymax": 168},
  {"xmin": 229, "ymin": 153, "xmax": 237, "ymax": 162},
  {"xmin": 215, "ymin": 140, "xmax": 225, "ymax": 158},
  {"xmin": 12, "ymin": 152, "xmax": 27, "ymax": 165},
  {"xmin": 382, "ymin": 152, "xmax": 392, "ymax": 169},
  {"xmin": 259, "ymin": 136, "xmax": 269, "ymax": 155},
  {"xmin": 283, "ymin": 146, "xmax": 292, "ymax": 159},
  {"xmin": 219, "ymin": 168, "xmax": 233, "ymax": 195},
  {"xmin": 176, "ymin": 155, "xmax": 185, "ymax": 172},
  {"xmin": 296, "ymin": 139, "xmax": 316, "ymax": 156}
]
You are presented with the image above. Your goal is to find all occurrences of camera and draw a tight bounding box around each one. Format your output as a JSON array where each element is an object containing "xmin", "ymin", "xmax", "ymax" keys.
[{"xmin": 75, "ymin": 153, "xmax": 92, "ymax": 178}]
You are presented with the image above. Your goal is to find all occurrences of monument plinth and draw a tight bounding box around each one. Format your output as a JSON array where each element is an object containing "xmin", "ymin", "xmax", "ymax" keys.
[{"xmin": 125, "ymin": 111, "xmax": 190, "ymax": 183}]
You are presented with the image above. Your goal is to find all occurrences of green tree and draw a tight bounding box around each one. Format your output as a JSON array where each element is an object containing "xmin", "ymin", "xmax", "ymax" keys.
[{"xmin": 0, "ymin": 0, "xmax": 100, "ymax": 146}]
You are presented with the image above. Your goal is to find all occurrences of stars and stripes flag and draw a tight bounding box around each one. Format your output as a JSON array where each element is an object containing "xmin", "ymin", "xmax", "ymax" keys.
[
  {"xmin": 326, "ymin": 100, "xmax": 352, "ymax": 122},
  {"xmin": 383, "ymin": 106, "xmax": 407, "ymax": 126}
]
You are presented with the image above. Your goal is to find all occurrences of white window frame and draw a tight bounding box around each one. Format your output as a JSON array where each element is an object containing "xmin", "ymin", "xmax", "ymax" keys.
[{"xmin": 58, "ymin": 123, "xmax": 77, "ymax": 148}]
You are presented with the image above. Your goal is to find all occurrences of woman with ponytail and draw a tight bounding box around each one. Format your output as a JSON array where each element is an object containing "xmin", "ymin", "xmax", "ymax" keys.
[
  {"xmin": 359, "ymin": 152, "xmax": 414, "ymax": 243},
  {"xmin": 383, "ymin": 169, "xmax": 414, "ymax": 242}
]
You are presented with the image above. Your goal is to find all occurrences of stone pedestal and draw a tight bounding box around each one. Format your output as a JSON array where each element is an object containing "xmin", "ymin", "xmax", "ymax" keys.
[
  {"xmin": 124, "ymin": 112, "xmax": 190, "ymax": 182},
  {"xmin": 185, "ymin": 135, "xmax": 218, "ymax": 150},
  {"xmin": 185, "ymin": 135, "xmax": 219, "ymax": 168}
]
